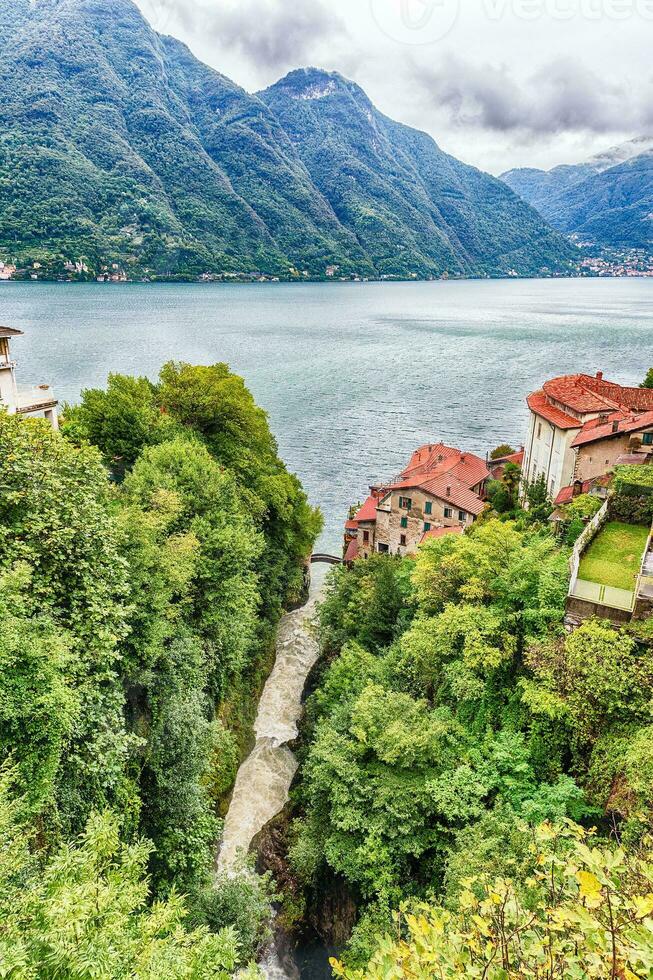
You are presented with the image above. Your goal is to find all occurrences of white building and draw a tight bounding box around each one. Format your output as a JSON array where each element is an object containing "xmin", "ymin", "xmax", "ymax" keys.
[
  {"xmin": 522, "ymin": 373, "xmax": 653, "ymax": 504},
  {"xmin": 0, "ymin": 326, "xmax": 59, "ymax": 428}
]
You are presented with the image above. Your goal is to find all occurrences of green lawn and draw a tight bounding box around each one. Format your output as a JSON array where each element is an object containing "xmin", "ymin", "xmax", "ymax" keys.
[{"xmin": 578, "ymin": 521, "xmax": 649, "ymax": 592}]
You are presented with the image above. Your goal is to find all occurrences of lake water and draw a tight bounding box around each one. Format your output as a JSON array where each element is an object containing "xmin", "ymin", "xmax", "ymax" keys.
[{"xmin": 1, "ymin": 278, "xmax": 651, "ymax": 553}]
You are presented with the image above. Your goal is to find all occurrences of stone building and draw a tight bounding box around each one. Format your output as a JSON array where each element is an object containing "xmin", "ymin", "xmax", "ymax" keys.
[
  {"xmin": 344, "ymin": 442, "xmax": 489, "ymax": 560},
  {"xmin": 522, "ymin": 373, "xmax": 653, "ymax": 505}
]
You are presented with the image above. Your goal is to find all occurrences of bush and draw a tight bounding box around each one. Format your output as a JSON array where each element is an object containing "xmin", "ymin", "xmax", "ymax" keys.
[{"xmin": 611, "ymin": 465, "xmax": 653, "ymax": 525}]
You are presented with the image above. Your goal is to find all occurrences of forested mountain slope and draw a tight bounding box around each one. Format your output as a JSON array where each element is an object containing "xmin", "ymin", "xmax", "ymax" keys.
[
  {"xmin": 502, "ymin": 137, "xmax": 653, "ymax": 250},
  {"xmin": 0, "ymin": 0, "xmax": 576, "ymax": 279}
]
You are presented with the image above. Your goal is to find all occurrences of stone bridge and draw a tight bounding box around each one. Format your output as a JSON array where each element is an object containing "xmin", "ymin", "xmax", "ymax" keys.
[{"xmin": 310, "ymin": 553, "xmax": 342, "ymax": 565}]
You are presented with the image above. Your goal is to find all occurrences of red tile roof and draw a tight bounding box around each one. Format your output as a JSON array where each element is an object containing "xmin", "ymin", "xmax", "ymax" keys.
[
  {"xmin": 527, "ymin": 391, "xmax": 581, "ymax": 430},
  {"xmin": 344, "ymin": 538, "xmax": 359, "ymax": 562},
  {"xmin": 402, "ymin": 442, "xmax": 461, "ymax": 475},
  {"xmin": 579, "ymin": 374, "xmax": 653, "ymax": 413},
  {"xmin": 345, "ymin": 519, "xmax": 359, "ymax": 531},
  {"xmin": 530, "ymin": 374, "xmax": 653, "ymax": 431},
  {"xmin": 420, "ymin": 525, "xmax": 465, "ymax": 543},
  {"xmin": 352, "ymin": 494, "xmax": 378, "ymax": 523},
  {"xmin": 395, "ymin": 445, "xmax": 489, "ymax": 491},
  {"xmin": 345, "ymin": 444, "xmax": 488, "ymax": 534},
  {"xmin": 418, "ymin": 474, "xmax": 487, "ymax": 516},
  {"xmin": 571, "ymin": 411, "xmax": 653, "ymax": 447},
  {"xmin": 554, "ymin": 473, "xmax": 612, "ymax": 505},
  {"xmin": 493, "ymin": 450, "xmax": 524, "ymax": 466},
  {"xmin": 542, "ymin": 375, "xmax": 621, "ymax": 414}
]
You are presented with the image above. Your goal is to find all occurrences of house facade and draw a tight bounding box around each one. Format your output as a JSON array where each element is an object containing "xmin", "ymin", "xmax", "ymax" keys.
[
  {"xmin": 0, "ymin": 327, "xmax": 59, "ymax": 428},
  {"xmin": 522, "ymin": 373, "xmax": 653, "ymax": 505},
  {"xmin": 344, "ymin": 443, "xmax": 489, "ymax": 560}
]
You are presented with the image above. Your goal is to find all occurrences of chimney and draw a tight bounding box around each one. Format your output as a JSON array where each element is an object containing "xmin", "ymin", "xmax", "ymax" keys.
[
  {"xmin": 612, "ymin": 420, "xmax": 620, "ymax": 434},
  {"xmin": 596, "ymin": 371, "xmax": 604, "ymax": 381},
  {"xmin": 460, "ymin": 453, "xmax": 466, "ymax": 463},
  {"xmin": 446, "ymin": 486, "xmax": 451, "ymax": 497},
  {"xmin": 572, "ymin": 479, "xmax": 583, "ymax": 498}
]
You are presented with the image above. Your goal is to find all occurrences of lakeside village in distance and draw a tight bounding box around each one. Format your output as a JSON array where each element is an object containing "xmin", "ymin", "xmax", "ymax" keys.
[
  {"xmin": 2, "ymin": 324, "xmax": 652, "ymax": 630},
  {"xmin": 1, "ymin": 245, "xmax": 653, "ymax": 284}
]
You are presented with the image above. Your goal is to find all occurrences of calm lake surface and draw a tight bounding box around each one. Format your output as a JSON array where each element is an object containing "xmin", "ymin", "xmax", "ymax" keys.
[{"xmin": 1, "ymin": 278, "xmax": 651, "ymax": 553}]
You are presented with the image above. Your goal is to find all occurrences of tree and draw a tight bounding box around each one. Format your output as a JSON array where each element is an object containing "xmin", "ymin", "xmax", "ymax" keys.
[
  {"xmin": 62, "ymin": 373, "xmax": 178, "ymax": 470},
  {"xmin": 333, "ymin": 822, "xmax": 653, "ymax": 980},
  {"xmin": 490, "ymin": 444, "xmax": 516, "ymax": 460},
  {"xmin": 641, "ymin": 367, "xmax": 653, "ymax": 389},
  {"xmin": 523, "ymin": 620, "xmax": 646, "ymax": 745},
  {"xmin": 486, "ymin": 461, "xmax": 522, "ymax": 514},
  {"xmin": 0, "ymin": 771, "xmax": 252, "ymax": 979},
  {"xmin": 524, "ymin": 473, "xmax": 553, "ymax": 522},
  {"xmin": 0, "ymin": 413, "xmax": 134, "ymax": 834}
]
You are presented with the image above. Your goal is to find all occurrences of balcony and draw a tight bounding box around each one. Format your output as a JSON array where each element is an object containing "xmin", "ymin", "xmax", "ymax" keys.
[{"xmin": 14, "ymin": 384, "xmax": 58, "ymax": 414}]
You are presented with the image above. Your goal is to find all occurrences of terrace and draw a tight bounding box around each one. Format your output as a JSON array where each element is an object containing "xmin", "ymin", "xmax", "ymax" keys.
[
  {"xmin": 567, "ymin": 499, "xmax": 653, "ymax": 623},
  {"xmin": 576, "ymin": 521, "xmax": 649, "ymax": 608}
]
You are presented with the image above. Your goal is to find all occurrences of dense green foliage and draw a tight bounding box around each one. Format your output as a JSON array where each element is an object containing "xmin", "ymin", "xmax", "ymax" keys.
[
  {"xmin": 641, "ymin": 367, "xmax": 653, "ymax": 389},
  {"xmin": 0, "ymin": 360, "xmax": 320, "ymax": 971},
  {"xmin": 334, "ymin": 821, "xmax": 653, "ymax": 979},
  {"xmin": 0, "ymin": 771, "xmax": 256, "ymax": 979},
  {"xmin": 0, "ymin": 1, "xmax": 575, "ymax": 280},
  {"xmin": 612, "ymin": 464, "xmax": 653, "ymax": 525},
  {"xmin": 292, "ymin": 516, "xmax": 653, "ymax": 968}
]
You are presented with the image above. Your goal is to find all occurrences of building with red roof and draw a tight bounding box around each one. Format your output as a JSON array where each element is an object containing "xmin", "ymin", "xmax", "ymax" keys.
[
  {"xmin": 343, "ymin": 442, "xmax": 488, "ymax": 559},
  {"xmin": 523, "ymin": 372, "xmax": 653, "ymax": 503}
]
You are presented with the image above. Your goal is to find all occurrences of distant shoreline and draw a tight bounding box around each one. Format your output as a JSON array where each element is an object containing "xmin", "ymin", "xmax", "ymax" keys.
[{"xmin": 2, "ymin": 273, "xmax": 653, "ymax": 285}]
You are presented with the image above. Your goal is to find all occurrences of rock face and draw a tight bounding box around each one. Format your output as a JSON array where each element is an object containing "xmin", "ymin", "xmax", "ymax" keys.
[
  {"xmin": 0, "ymin": 1, "xmax": 576, "ymax": 278},
  {"xmin": 502, "ymin": 137, "xmax": 653, "ymax": 250}
]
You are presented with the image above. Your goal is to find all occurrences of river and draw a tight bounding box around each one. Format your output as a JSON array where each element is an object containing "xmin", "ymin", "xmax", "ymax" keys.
[
  {"xmin": 1, "ymin": 278, "xmax": 650, "ymax": 553},
  {"xmin": 217, "ymin": 564, "xmax": 330, "ymax": 979}
]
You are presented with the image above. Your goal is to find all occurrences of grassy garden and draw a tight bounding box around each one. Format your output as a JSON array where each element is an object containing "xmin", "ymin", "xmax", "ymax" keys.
[{"xmin": 578, "ymin": 520, "xmax": 649, "ymax": 591}]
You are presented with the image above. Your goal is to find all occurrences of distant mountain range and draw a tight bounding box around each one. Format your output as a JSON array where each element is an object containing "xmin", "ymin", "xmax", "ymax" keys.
[
  {"xmin": 0, "ymin": 0, "xmax": 576, "ymax": 281},
  {"xmin": 501, "ymin": 138, "xmax": 653, "ymax": 252}
]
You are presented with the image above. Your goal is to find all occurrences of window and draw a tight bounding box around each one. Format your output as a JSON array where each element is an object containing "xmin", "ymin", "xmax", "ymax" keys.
[
  {"xmin": 424, "ymin": 501, "xmax": 432, "ymax": 515},
  {"xmin": 400, "ymin": 534, "xmax": 407, "ymax": 547},
  {"xmin": 400, "ymin": 516, "xmax": 408, "ymax": 528},
  {"xmin": 363, "ymin": 530, "xmax": 369, "ymax": 544},
  {"xmin": 399, "ymin": 496, "xmax": 412, "ymax": 510},
  {"xmin": 378, "ymin": 543, "xmax": 389, "ymax": 553},
  {"xmin": 424, "ymin": 522, "xmax": 431, "ymax": 532},
  {"xmin": 643, "ymin": 432, "xmax": 653, "ymax": 446},
  {"xmin": 458, "ymin": 511, "xmax": 466, "ymax": 522},
  {"xmin": 444, "ymin": 507, "xmax": 453, "ymax": 519},
  {"xmin": 537, "ymin": 422, "xmax": 542, "ymax": 438}
]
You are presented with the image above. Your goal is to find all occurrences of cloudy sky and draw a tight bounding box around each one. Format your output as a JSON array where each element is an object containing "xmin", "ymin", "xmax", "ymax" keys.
[{"xmin": 134, "ymin": 0, "xmax": 653, "ymax": 175}]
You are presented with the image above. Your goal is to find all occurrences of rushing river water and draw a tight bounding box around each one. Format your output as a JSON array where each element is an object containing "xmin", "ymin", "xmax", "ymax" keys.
[
  {"xmin": 1, "ymin": 278, "xmax": 651, "ymax": 553},
  {"xmin": 218, "ymin": 565, "xmax": 329, "ymax": 979}
]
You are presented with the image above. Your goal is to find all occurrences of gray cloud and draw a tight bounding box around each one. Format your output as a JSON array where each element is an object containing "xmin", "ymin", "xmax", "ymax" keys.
[
  {"xmin": 175, "ymin": 0, "xmax": 347, "ymax": 72},
  {"xmin": 411, "ymin": 54, "xmax": 649, "ymax": 136}
]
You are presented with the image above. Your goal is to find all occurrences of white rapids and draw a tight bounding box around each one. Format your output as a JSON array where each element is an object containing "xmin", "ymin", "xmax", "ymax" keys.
[{"xmin": 217, "ymin": 565, "xmax": 325, "ymax": 877}]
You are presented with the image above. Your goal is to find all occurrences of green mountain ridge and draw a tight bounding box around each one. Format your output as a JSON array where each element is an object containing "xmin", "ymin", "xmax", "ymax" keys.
[
  {"xmin": 502, "ymin": 139, "xmax": 653, "ymax": 252},
  {"xmin": 0, "ymin": 0, "xmax": 576, "ymax": 279}
]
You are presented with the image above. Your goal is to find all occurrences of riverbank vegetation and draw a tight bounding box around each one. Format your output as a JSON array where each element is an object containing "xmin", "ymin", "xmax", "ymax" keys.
[
  {"xmin": 289, "ymin": 514, "xmax": 653, "ymax": 973},
  {"xmin": 0, "ymin": 362, "xmax": 321, "ymax": 974}
]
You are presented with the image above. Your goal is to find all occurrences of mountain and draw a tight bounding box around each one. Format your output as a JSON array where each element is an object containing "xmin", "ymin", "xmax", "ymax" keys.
[
  {"xmin": 0, "ymin": 0, "xmax": 576, "ymax": 280},
  {"xmin": 258, "ymin": 68, "xmax": 576, "ymax": 278},
  {"xmin": 501, "ymin": 138, "xmax": 653, "ymax": 251}
]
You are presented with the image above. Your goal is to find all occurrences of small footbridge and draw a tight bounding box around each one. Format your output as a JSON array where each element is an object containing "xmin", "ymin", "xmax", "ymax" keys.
[{"xmin": 310, "ymin": 553, "xmax": 342, "ymax": 565}]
